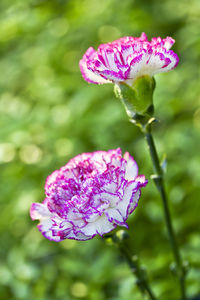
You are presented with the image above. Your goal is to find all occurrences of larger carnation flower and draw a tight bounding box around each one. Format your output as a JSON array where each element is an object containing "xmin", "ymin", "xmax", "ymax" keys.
[
  {"xmin": 79, "ymin": 32, "xmax": 179, "ymax": 86},
  {"xmin": 30, "ymin": 148, "xmax": 147, "ymax": 241}
]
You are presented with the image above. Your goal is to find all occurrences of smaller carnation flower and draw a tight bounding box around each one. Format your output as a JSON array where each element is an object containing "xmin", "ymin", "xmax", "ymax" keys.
[
  {"xmin": 79, "ymin": 32, "xmax": 179, "ymax": 86},
  {"xmin": 30, "ymin": 148, "xmax": 147, "ymax": 241}
]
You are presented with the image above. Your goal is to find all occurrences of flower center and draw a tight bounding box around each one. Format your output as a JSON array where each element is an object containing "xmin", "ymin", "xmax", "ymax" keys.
[{"xmin": 74, "ymin": 160, "xmax": 96, "ymax": 182}]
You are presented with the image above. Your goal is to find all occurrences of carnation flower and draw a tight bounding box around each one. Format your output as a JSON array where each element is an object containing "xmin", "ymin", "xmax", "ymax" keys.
[
  {"xmin": 79, "ymin": 32, "xmax": 179, "ymax": 86},
  {"xmin": 30, "ymin": 148, "xmax": 147, "ymax": 241}
]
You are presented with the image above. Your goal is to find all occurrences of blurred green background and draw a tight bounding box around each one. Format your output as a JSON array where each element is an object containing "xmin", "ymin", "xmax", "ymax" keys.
[{"xmin": 0, "ymin": 0, "xmax": 200, "ymax": 299}]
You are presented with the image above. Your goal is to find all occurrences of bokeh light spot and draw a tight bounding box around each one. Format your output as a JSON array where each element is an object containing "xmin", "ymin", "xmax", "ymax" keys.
[
  {"xmin": 48, "ymin": 18, "xmax": 69, "ymax": 38},
  {"xmin": 0, "ymin": 143, "xmax": 16, "ymax": 163},
  {"xmin": 70, "ymin": 282, "xmax": 88, "ymax": 298},
  {"xmin": 51, "ymin": 105, "xmax": 70, "ymax": 125},
  {"xmin": 98, "ymin": 26, "xmax": 121, "ymax": 43},
  {"xmin": 55, "ymin": 138, "xmax": 73, "ymax": 157},
  {"xmin": 19, "ymin": 144, "xmax": 42, "ymax": 164}
]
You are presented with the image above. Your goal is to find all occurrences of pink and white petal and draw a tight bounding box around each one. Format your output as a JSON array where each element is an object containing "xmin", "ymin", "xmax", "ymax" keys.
[
  {"xmin": 146, "ymin": 50, "xmax": 178, "ymax": 76},
  {"xmin": 108, "ymin": 148, "xmax": 122, "ymax": 160},
  {"xmin": 116, "ymin": 181, "xmax": 139, "ymax": 218},
  {"xmin": 81, "ymin": 215, "xmax": 116, "ymax": 236},
  {"xmin": 145, "ymin": 52, "xmax": 166, "ymax": 73},
  {"xmin": 79, "ymin": 58, "xmax": 110, "ymax": 84},
  {"xmin": 83, "ymin": 47, "xmax": 97, "ymax": 59},
  {"xmin": 139, "ymin": 32, "xmax": 148, "ymax": 41},
  {"xmin": 84, "ymin": 211, "xmax": 103, "ymax": 223},
  {"xmin": 30, "ymin": 203, "xmax": 51, "ymax": 220},
  {"xmin": 105, "ymin": 208, "xmax": 127, "ymax": 226},
  {"xmin": 95, "ymin": 200, "xmax": 110, "ymax": 213},
  {"xmin": 155, "ymin": 50, "xmax": 179, "ymax": 73},
  {"xmin": 72, "ymin": 232, "xmax": 91, "ymax": 240},
  {"xmin": 136, "ymin": 175, "xmax": 148, "ymax": 187},
  {"xmin": 163, "ymin": 37, "xmax": 175, "ymax": 50},
  {"xmin": 121, "ymin": 45, "xmax": 135, "ymax": 63},
  {"xmin": 52, "ymin": 227, "xmax": 71, "ymax": 240},
  {"xmin": 68, "ymin": 218, "xmax": 86, "ymax": 228},
  {"xmin": 60, "ymin": 229, "xmax": 89, "ymax": 241},
  {"xmin": 127, "ymin": 189, "xmax": 141, "ymax": 214},
  {"xmin": 103, "ymin": 182, "xmax": 118, "ymax": 194},
  {"xmin": 91, "ymin": 150, "xmax": 111, "ymax": 164},
  {"xmin": 150, "ymin": 37, "xmax": 162, "ymax": 46},
  {"xmin": 124, "ymin": 152, "xmax": 138, "ymax": 181},
  {"xmin": 110, "ymin": 155, "xmax": 124, "ymax": 168},
  {"xmin": 97, "ymin": 69, "xmax": 125, "ymax": 82},
  {"xmin": 64, "ymin": 227, "xmax": 87, "ymax": 241},
  {"xmin": 114, "ymin": 50, "xmax": 126, "ymax": 66},
  {"xmin": 98, "ymin": 192, "xmax": 121, "ymax": 207},
  {"xmin": 97, "ymin": 46, "xmax": 111, "ymax": 67},
  {"xmin": 37, "ymin": 218, "xmax": 61, "ymax": 242},
  {"xmin": 66, "ymin": 210, "xmax": 85, "ymax": 221},
  {"xmin": 45, "ymin": 170, "xmax": 60, "ymax": 194},
  {"xmin": 104, "ymin": 50, "xmax": 119, "ymax": 72},
  {"xmin": 44, "ymin": 216, "xmax": 74, "ymax": 241},
  {"xmin": 127, "ymin": 53, "xmax": 148, "ymax": 81}
]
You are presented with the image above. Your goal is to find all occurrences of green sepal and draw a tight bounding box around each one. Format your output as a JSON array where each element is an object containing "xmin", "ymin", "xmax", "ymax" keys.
[{"xmin": 114, "ymin": 75, "xmax": 156, "ymax": 120}]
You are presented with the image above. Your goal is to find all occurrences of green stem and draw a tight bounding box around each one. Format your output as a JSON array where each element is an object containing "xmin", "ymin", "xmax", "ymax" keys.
[
  {"xmin": 120, "ymin": 244, "xmax": 156, "ymax": 300},
  {"xmin": 143, "ymin": 129, "xmax": 187, "ymax": 300},
  {"xmin": 111, "ymin": 232, "xmax": 156, "ymax": 300}
]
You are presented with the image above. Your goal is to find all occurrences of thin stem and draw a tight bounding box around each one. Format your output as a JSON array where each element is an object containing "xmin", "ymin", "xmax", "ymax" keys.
[
  {"xmin": 119, "ymin": 243, "xmax": 156, "ymax": 300},
  {"xmin": 110, "ymin": 232, "xmax": 156, "ymax": 300},
  {"xmin": 144, "ymin": 129, "xmax": 186, "ymax": 300}
]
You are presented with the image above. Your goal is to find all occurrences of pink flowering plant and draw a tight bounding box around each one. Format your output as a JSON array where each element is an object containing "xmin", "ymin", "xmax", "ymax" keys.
[
  {"xmin": 30, "ymin": 33, "xmax": 188, "ymax": 300},
  {"xmin": 30, "ymin": 149, "xmax": 147, "ymax": 241},
  {"xmin": 79, "ymin": 33, "xmax": 188, "ymax": 300}
]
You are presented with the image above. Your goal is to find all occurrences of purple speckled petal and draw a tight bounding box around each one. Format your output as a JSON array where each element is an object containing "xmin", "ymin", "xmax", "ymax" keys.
[
  {"xmin": 79, "ymin": 47, "xmax": 111, "ymax": 84},
  {"xmin": 80, "ymin": 215, "xmax": 116, "ymax": 237},
  {"xmin": 30, "ymin": 148, "xmax": 147, "ymax": 241},
  {"xmin": 124, "ymin": 152, "xmax": 138, "ymax": 181},
  {"xmin": 116, "ymin": 181, "xmax": 140, "ymax": 218},
  {"xmin": 79, "ymin": 33, "xmax": 179, "ymax": 85},
  {"xmin": 30, "ymin": 203, "xmax": 51, "ymax": 220}
]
